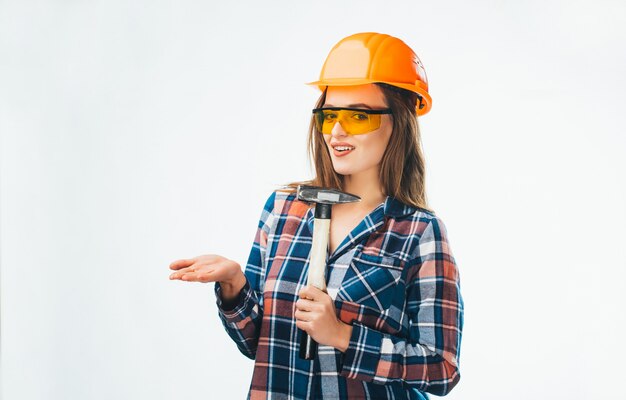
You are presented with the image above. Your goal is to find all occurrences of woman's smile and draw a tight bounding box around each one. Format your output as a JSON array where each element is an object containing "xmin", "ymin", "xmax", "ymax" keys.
[
  {"xmin": 332, "ymin": 147, "xmax": 354, "ymax": 157},
  {"xmin": 331, "ymin": 141, "xmax": 356, "ymax": 157}
]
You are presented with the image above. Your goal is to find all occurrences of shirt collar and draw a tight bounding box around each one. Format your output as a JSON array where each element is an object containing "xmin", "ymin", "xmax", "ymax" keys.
[
  {"xmin": 383, "ymin": 195, "xmax": 419, "ymax": 218},
  {"xmin": 304, "ymin": 195, "xmax": 418, "ymax": 234}
]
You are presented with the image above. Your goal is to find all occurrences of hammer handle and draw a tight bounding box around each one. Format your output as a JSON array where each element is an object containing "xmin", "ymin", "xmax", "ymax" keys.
[{"xmin": 299, "ymin": 206, "xmax": 331, "ymax": 360}]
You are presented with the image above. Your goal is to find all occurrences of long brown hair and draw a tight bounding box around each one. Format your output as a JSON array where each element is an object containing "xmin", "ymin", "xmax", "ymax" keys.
[{"xmin": 278, "ymin": 83, "xmax": 433, "ymax": 214}]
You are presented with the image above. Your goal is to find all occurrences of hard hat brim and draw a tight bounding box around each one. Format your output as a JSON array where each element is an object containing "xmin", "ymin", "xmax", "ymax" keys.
[{"xmin": 305, "ymin": 79, "xmax": 432, "ymax": 116}]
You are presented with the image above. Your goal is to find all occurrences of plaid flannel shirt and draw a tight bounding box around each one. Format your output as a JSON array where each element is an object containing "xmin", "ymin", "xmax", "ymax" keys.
[{"xmin": 214, "ymin": 190, "xmax": 464, "ymax": 399}]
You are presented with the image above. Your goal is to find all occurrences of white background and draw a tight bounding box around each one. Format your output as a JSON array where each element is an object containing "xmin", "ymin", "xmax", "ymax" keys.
[{"xmin": 2, "ymin": 1, "xmax": 625, "ymax": 399}]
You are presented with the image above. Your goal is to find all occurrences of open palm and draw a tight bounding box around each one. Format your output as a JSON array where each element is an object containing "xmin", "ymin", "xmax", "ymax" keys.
[{"xmin": 168, "ymin": 254, "xmax": 239, "ymax": 283}]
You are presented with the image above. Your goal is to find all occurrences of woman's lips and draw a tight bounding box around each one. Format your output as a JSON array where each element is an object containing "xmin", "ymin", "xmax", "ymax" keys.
[{"xmin": 332, "ymin": 147, "xmax": 355, "ymax": 157}]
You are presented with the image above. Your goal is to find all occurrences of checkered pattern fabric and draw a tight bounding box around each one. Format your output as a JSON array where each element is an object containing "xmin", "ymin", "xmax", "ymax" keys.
[{"xmin": 214, "ymin": 190, "xmax": 464, "ymax": 399}]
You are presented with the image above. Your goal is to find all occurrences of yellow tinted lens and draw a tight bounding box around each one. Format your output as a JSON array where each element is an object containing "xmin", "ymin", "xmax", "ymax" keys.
[
  {"xmin": 342, "ymin": 111, "xmax": 380, "ymax": 134},
  {"xmin": 322, "ymin": 110, "xmax": 338, "ymax": 134},
  {"xmin": 313, "ymin": 110, "xmax": 336, "ymax": 134},
  {"xmin": 314, "ymin": 109, "xmax": 382, "ymax": 135}
]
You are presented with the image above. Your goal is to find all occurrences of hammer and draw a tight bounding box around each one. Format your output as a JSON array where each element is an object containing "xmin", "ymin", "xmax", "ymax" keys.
[{"xmin": 296, "ymin": 184, "xmax": 361, "ymax": 360}]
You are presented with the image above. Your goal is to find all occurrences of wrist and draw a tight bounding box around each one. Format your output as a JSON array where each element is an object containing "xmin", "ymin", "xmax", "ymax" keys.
[
  {"xmin": 220, "ymin": 269, "xmax": 246, "ymax": 301},
  {"xmin": 336, "ymin": 321, "xmax": 353, "ymax": 353}
]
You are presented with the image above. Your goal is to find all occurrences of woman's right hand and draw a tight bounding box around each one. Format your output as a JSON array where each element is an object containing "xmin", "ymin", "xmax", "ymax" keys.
[{"xmin": 168, "ymin": 254, "xmax": 242, "ymax": 285}]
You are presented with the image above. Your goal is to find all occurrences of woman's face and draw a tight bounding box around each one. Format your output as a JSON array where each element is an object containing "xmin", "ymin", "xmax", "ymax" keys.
[{"xmin": 322, "ymin": 84, "xmax": 392, "ymax": 177}]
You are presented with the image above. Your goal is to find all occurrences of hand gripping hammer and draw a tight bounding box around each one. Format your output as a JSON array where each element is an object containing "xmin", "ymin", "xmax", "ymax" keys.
[{"xmin": 296, "ymin": 184, "xmax": 361, "ymax": 360}]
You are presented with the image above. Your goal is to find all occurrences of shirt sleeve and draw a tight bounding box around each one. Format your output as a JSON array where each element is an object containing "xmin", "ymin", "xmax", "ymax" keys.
[
  {"xmin": 339, "ymin": 215, "xmax": 464, "ymax": 396},
  {"xmin": 214, "ymin": 190, "xmax": 276, "ymax": 360}
]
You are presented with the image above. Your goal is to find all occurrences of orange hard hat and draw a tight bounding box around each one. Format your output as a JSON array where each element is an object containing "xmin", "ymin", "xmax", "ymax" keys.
[{"xmin": 306, "ymin": 32, "xmax": 432, "ymax": 116}]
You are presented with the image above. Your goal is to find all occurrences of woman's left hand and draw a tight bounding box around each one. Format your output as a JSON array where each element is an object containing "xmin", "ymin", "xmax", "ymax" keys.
[{"xmin": 295, "ymin": 285, "xmax": 352, "ymax": 352}]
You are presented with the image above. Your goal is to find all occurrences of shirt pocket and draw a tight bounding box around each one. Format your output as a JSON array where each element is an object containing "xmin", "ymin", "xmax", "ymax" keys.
[{"xmin": 336, "ymin": 252, "xmax": 404, "ymax": 312}]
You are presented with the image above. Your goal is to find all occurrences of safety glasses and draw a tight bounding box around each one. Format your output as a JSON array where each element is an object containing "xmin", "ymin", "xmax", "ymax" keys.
[{"xmin": 312, "ymin": 107, "xmax": 392, "ymax": 135}]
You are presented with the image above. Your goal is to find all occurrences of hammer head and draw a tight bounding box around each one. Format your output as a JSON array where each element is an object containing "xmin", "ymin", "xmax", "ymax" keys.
[{"xmin": 296, "ymin": 185, "xmax": 361, "ymax": 205}]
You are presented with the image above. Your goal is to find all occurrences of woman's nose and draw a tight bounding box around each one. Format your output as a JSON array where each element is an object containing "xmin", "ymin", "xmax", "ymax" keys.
[{"xmin": 330, "ymin": 119, "xmax": 349, "ymax": 137}]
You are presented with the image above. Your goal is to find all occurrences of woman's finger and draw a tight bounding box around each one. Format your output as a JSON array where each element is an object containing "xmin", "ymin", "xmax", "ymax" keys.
[
  {"xmin": 169, "ymin": 258, "xmax": 196, "ymax": 270},
  {"xmin": 181, "ymin": 272, "xmax": 196, "ymax": 280},
  {"xmin": 179, "ymin": 266, "xmax": 219, "ymax": 283},
  {"xmin": 169, "ymin": 264, "xmax": 198, "ymax": 279},
  {"xmin": 294, "ymin": 309, "xmax": 311, "ymax": 322},
  {"xmin": 295, "ymin": 319, "xmax": 310, "ymax": 333},
  {"xmin": 296, "ymin": 298, "xmax": 316, "ymax": 311},
  {"xmin": 298, "ymin": 285, "xmax": 324, "ymax": 301}
]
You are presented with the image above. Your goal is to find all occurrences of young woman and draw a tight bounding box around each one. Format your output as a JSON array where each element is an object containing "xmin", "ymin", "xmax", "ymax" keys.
[{"xmin": 169, "ymin": 32, "xmax": 464, "ymax": 400}]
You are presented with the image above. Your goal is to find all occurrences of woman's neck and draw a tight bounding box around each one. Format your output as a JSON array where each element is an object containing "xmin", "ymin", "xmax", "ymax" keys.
[{"xmin": 342, "ymin": 167, "xmax": 386, "ymax": 208}]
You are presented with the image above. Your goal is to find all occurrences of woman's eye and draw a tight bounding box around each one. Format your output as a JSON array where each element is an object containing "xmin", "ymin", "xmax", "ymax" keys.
[
  {"xmin": 351, "ymin": 112, "xmax": 368, "ymax": 121},
  {"xmin": 323, "ymin": 113, "xmax": 337, "ymax": 121}
]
